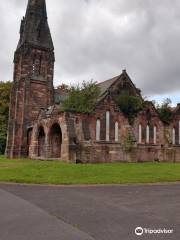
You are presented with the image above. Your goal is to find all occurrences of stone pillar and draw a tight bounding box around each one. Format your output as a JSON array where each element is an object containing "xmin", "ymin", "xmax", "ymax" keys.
[{"xmin": 44, "ymin": 133, "xmax": 50, "ymax": 159}]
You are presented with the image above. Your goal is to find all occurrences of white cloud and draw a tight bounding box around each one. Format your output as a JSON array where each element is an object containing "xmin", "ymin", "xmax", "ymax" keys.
[{"xmin": 0, "ymin": 0, "xmax": 180, "ymax": 102}]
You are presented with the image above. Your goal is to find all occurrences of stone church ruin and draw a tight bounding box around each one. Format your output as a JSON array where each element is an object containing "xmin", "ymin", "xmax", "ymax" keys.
[{"xmin": 6, "ymin": 0, "xmax": 180, "ymax": 163}]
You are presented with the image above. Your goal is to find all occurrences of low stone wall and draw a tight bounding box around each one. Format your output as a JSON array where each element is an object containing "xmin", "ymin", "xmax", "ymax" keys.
[{"xmin": 79, "ymin": 142, "xmax": 180, "ymax": 163}]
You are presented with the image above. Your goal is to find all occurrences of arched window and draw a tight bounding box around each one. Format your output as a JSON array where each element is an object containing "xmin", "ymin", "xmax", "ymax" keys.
[
  {"xmin": 154, "ymin": 126, "xmax": 157, "ymax": 144},
  {"xmin": 172, "ymin": 128, "xmax": 176, "ymax": 145},
  {"xmin": 146, "ymin": 125, "xmax": 150, "ymax": 144},
  {"xmin": 115, "ymin": 122, "xmax": 119, "ymax": 142},
  {"xmin": 138, "ymin": 124, "xmax": 142, "ymax": 144},
  {"xmin": 106, "ymin": 111, "xmax": 110, "ymax": 141},
  {"xmin": 96, "ymin": 119, "xmax": 101, "ymax": 141}
]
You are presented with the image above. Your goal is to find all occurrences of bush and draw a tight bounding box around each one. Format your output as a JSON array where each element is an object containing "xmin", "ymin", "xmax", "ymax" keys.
[
  {"xmin": 156, "ymin": 98, "xmax": 172, "ymax": 124},
  {"xmin": 115, "ymin": 92, "xmax": 144, "ymax": 124},
  {"xmin": 62, "ymin": 80, "xmax": 100, "ymax": 114}
]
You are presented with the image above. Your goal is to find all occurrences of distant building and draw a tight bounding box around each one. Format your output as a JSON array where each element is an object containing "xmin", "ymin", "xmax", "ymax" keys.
[{"xmin": 6, "ymin": 0, "xmax": 180, "ymax": 162}]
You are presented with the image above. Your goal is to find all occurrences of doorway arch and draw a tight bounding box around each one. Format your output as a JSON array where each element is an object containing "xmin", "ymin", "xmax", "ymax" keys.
[
  {"xmin": 38, "ymin": 126, "xmax": 45, "ymax": 157},
  {"xmin": 49, "ymin": 123, "xmax": 62, "ymax": 158}
]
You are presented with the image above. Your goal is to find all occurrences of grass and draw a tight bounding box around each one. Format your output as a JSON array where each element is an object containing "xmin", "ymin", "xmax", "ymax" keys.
[{"xmin": 0, "ymin": 155, "xmax": 180, "ymax": 185}]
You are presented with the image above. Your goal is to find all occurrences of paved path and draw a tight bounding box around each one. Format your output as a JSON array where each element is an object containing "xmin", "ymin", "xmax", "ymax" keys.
[{"xmin": 0, "ymin": 183, "xmax": 180, "ymax": 240}]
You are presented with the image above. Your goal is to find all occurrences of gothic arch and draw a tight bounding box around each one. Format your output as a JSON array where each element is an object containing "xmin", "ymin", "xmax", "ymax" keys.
[
  {"xmin": 49, "ymin": 123, "xmax": 62, "ymax": 158},
  {"xmin": 37, "ymin": 126, "xmax": 45, "ymax": 157}
]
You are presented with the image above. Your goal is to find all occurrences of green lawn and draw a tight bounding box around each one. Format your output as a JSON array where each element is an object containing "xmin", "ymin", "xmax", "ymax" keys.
[{"xmin": 0, "ymin": 155, "xmax": 180, "ymax": 185}]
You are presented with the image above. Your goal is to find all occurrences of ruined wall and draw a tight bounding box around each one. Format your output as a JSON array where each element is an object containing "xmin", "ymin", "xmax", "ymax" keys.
[
  {"xmin": 29, "ymin": 113, "xmax": 71, "ymax": 162},
  {"xmin": 28, "ymin": 109, "xmax": 180, "ymax": 163},
  {"xmin": 27, "ymin": 96, "xmax": 180, "ymax": 164},
  {"xmin": 79, "ymin": 144, "xmax": 180, "ymax": 163},
  {"xmin": 75, "ymin": 99, "xmax": 180, "ymax": 163}
]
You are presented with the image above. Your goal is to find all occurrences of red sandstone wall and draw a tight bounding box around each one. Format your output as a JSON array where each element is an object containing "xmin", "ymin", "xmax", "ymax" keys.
[{"xmin": 6, "ymin": 47, "xmax": 54, "ymax": 158}]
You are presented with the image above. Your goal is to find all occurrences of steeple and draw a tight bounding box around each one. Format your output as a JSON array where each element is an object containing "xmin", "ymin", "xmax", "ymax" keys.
[
  {"xmin": 6, "ymin": 0, "xmax": 55, "ymax": 158},
  {"xmin": 17, "ymin": 0, "xmax": 54, "ymax": 50}
]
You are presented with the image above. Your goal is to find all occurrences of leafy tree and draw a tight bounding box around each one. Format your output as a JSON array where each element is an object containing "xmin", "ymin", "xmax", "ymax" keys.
[
  {"xmin": 115, "ymin": 91, "xmax": 144, "ymax": 125},
  {"xmin": 156, "ymin": 98, "xmax": 172, "ymax": 124},
  {"xmin": 0, "ymin": 81, "xmax": 12, "ymax": 154},
  {"xmin": 62, "ymin": 80, "xmax": 100, "ymax": 114},
  {"xmin": 0, "ymin": 120, "xmax": 7, "ymax": 154}
]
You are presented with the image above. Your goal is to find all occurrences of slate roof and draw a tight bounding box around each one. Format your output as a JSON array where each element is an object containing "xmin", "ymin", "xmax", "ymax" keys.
[
  {"xmin": 97, "ymin": 75, "xmax": 120, "ymax": 96},
  {"xmin": 97, "ymin": 70, "xmax": 140, "ymax": 97}
]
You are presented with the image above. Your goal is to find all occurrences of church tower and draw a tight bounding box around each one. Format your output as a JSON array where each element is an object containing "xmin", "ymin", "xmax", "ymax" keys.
[{"xmin": 6, "ymin": 0, "xmax": 55, "ymax": 158}]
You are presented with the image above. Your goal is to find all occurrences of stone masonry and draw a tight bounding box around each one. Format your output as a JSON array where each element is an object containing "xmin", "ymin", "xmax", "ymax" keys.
[{"xmin": 6, "ymin": 0, "xmax": 180, "ymax": 163}]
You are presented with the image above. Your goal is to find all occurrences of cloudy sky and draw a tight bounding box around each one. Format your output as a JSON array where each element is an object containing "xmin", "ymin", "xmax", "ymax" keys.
[{"xmin": 0, "ymin": 0, "xmax": 180, "ymax": 104}]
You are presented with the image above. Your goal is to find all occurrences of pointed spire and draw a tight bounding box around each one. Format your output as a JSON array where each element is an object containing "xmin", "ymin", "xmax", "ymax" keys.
[
  {"xmin": 17, "ymin": 0, "xmax": 54, "ymax": 51},
  {"xmin": 25, "ymin": 0, "xmax": 47, "ymax": 18}
]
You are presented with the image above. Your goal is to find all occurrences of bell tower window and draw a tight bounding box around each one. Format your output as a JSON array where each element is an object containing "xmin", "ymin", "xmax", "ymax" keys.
[
  {"xmin": 35, "ymin": 59, "xmax": 40, "ymax": 76},
  {"xmin": 32, "ymin": 56, "xmax": 41, "ymax": 76},
  {"xmin": 32, "ymin": 63, "xmax": 35, "ymax": 75}
]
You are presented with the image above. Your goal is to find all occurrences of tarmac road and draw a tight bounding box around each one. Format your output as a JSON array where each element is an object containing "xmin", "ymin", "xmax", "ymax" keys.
[{"xmin": 0, "ymin": 183, "xmax": 180, "ymax": 240}]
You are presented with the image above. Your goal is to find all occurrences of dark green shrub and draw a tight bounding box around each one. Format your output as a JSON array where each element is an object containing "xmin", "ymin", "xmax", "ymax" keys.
[
  {"xmin": 62, "ymin": 81, "xmax": 100, "ymax": 114},
  {"xmin": 0, "ymin": 81, "xmax": 12, "ymax": 154},
  {"xmin": 115, "ymin": 92, "xmax": 144, "ymax": 124},
  {"xmin": 156, "ymin": 98, "xmax": 172, "ymax": 124}
]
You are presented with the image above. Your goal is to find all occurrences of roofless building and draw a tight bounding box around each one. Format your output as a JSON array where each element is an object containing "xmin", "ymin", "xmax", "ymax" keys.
[{"xmin": 6, "ymin": 0, "xmax": 180, "ymax": 162}]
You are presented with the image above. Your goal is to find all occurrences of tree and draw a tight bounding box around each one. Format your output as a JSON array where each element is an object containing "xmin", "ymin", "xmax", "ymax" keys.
[
  {"xmin": 156, "ymin": 98, "xmax": 172, "ymax": 124},
  {"xmin": 0, "ymin": 81, "xmax": 12, "ymax": 154},
  {"xmin": 115, "ymin": 91, "xmax": 144, "ymax": 125},
  {"xmin": 62, "ymin": 80, "xmax": 100, "ymax": 114}
]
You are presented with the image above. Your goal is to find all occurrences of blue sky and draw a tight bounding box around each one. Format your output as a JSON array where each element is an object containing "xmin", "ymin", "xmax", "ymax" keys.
[{"xmin": 150, "ymin": 93, "xmax": 180, "ymax": 107}]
